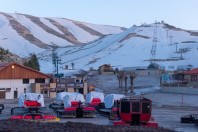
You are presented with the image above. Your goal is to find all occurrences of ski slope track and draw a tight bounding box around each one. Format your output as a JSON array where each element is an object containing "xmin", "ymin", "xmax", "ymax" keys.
[
  {"xmin": 39, "ymin": 22, "xmax": 198, "ymax": 73},
  {"xmin": 0, "ymin": 12, "xmax": 124, "ymax": 58},
  {"xmin": 0, "ymin": 12, "xmax": 197, "ymax": 73}
]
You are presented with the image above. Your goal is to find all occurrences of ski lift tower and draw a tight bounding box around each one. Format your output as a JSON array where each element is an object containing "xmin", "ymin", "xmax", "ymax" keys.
[{"xmin": 150, "ymin": 21, "xmax": 158, "ymax": 63}]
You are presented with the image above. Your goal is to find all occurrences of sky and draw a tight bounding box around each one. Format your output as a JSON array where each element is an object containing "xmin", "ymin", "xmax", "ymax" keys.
[{"xmin": 0, "ymin": 0, "xmax": 197, "ymax": 30}]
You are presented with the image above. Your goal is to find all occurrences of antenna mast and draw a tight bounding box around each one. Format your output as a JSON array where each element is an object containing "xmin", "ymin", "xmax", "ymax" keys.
[{"xmin": 150, "ymin": 21, "xmax": 158, "ymax": 63}]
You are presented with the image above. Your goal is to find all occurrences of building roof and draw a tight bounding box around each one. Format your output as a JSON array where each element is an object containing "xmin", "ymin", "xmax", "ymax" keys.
[
  {"xmin": 184, "ymin": 68, "xmax": 198, "ymax": 75},
  {"xmin": 0, "ymin": 62, "xmax": 51, "ymax": 79},
  {"xmin": 99, "ymin": 64, "xmax": 111, "ymax": 68}
]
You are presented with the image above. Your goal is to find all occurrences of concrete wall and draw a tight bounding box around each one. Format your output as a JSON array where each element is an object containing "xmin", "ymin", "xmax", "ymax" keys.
[
  {"xmin": 160, "ymin": 87, "xmax": 198, "ymax": 95},
  {"xmin": 0, "ymin": 79, "xmax": 35, "ymax": 99}
]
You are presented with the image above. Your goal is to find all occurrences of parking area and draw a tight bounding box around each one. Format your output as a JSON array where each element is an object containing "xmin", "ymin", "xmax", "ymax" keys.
[{"xmin": 0, "ymin": 92, "xmax": 198, "ymax": 132}]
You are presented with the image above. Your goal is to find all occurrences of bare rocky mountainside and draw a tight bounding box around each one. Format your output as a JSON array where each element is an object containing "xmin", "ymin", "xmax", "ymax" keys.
[{"xmin": 0, "ymin": 12, "xmax": 125, "ymax": 58}]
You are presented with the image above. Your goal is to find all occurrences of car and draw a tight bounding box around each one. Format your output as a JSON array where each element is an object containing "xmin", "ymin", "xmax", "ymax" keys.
[{"xmin": 180, "ymin": 114, "xmax": 198, "ymax": 123}]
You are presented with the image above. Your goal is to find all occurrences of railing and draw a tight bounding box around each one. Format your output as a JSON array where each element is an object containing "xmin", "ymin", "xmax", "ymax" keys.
[
  {"xmin": 56, "ymin": 82, "xmax": 84, "ymax": 88},
  {"xmin": 40, "ymin": 83, "xmax": 50, "ymax": 87}
]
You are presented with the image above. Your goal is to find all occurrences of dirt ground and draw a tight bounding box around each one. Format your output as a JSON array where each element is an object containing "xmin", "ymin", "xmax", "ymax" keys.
[
  {"xmin": 1, "ymin": 92, "xmax": 198, "ymax": 132},
  {"xmin": 0, "ymin": 98, "xmax": 173, "ymax": 132}
]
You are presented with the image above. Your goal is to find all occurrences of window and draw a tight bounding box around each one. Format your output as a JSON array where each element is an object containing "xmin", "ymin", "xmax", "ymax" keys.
[
  {"xmin": 35, "ymin": 78, "xmax": 45, "ymax": 83},
  {"xmin": 191, "ymin": 75, "xmax": 197, "ymax": 82},
  {"xmin": 23, "ymin": 79, "xmax": 29, "ymax": 84},
  {"xmin": 6, "ymin": 88, "xmax": 11, "ymax": 92},
  {"xmin": 121, "ymin": 101, "xmax": 130, "ymax": 113},
  {"xmin": 142, "ymin": 102, "xmax": 151, "ymax": 114},
  {"xmin": 24, "ymin": 88, "xmax": 26, "ymax": 93},
  {"xmin": 132, "ymin": 102, "xmax": 140, "ymax": 112}
]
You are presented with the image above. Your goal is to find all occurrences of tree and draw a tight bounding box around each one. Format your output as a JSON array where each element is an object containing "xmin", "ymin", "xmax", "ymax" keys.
[
  {"xmin": 124, "ymin": 75, "xmax": 128, "ymax": 95},
  {"xmin": 24, "ymin": 54, "xmax": 40, "ymax": 71},
  {"xmin": 0, "ymin": 47, "xmax": 9, "ymax": 60},
  {"xmin": 117, "ymin": 71, "xmax": 125, "ymax": 88},
  {"xmin": 129, "ymin": 72, "xmax": 136, "ymax": 93}
]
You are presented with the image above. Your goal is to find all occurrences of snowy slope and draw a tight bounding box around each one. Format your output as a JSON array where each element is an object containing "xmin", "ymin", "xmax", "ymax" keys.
[
  {"xmin": 0, "ymin": 13, "xmax": 46, "ymax": 57},
  {"xmin": 38, "ymin": 22, "xmax": 198, "ymax": 73},
  {"xmin": 1, "ymin": 12, "xmax": 197, "ymax": 73},
  {"xmin": 0, "ymin": 12, "xmax": 125, "ymax": 57}
]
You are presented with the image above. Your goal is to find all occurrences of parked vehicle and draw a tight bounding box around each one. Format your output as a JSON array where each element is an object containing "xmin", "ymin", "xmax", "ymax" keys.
[
  {"xmin": 56, "ymin": 92, "xmax": 96, "ymax": 118},
  {"xmin": 49, "ymin": 92, "xmax": 72, "ymax": 111},
  {"xmin": 10, "ymin": 93, "xmax": 59, "ymax": 122},
  {"xmin": 98, "ymin": 94, "xmax": 125, "ymax": 119},
  {"xmin": 85, "ymin": 91, "xmax": 104, "ymax": 108},
  {"xmin": 180, "ymin": 114, "xmax": 198, "ymax": 123},
  {"xmin": 113, "ymin": 96, "xmax": 158, "ymax": 127}
]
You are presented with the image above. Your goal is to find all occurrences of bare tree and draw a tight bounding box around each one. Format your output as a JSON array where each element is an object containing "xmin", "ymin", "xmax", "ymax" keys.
[
  {"xmin": 124, "ymin": 75, "xmax": 128, "ymax": 95},
  {"xmin": 117, "ymin": 71, "xmax": 125, "ymax": 88},
  {"xmin": 129, "ymin": 72, "xmax": 136, "ymax": 93}
]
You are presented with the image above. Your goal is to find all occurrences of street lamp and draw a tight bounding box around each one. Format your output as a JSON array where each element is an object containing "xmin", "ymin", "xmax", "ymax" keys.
[{"xmin": 12, "ymin": 65, "xmax": 15, "ymax": 78}]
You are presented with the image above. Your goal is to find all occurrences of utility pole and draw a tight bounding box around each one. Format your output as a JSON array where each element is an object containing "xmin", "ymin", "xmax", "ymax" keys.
[
  {"xmin": 174, "ymin": 42, "xmax": 178, "ymax": 53},
  {"xmin": 178, "ymin": 48, "xmax": 185, "ymax": 59},
  {"xmin": 56, "ymin": 59, "xmax": 61, "ymax": 75},
  {"xmin": 51, "ymin": 43, "xmax": 58, "ymax": 73},
  {"xmin": 150, "ymin": 21, "xmax": 158, "ymax": 63},
  {"xmin": 169, "ymin": 36, "xmax": 173, "ymax": 45}
]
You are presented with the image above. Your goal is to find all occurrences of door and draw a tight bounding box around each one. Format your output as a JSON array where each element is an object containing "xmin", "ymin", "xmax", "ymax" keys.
[
  {"xmin": 78, "ymin": 88, "xmax": 83, "ymax": 94},
  {"xmin": 0, "ymin": 91, "xmax": 5, "ymax": 99},
  {"xmin": 14, "ymin": 91, "xmax": 18, "ymax": 99},
  {"xmin": 43, "ymin": 90, "xmax": 48, "ymax": 98}
]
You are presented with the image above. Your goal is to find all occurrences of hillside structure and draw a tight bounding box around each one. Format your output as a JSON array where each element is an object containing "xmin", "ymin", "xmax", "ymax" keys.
[
  {"xmin": 0, "ymin": 62, "xmax": 55, "ymax": 99},
  {"xmin": 99, "ymin": 64, "xmax": 114, "ymax": 75},
  {"xmin": 56, "ymin": 73, "xmax": 88, "ymax": 95},
  {"xmin": 184, "ymin": 68, "xmax": 198, "ymax": 86}
]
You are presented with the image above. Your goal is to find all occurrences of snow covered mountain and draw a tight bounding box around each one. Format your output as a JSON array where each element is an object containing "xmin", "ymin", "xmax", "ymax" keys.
[
  {"xmin": 38, "ymin": 22, "xmax": 198, "ymax": 73},
  {"xmin": 0, "ymin": 12, "xmax": 125, "ymax": 57},
  {"xmin": 1, "ymin": 12, "xmax": 198, "ymax": 74}
]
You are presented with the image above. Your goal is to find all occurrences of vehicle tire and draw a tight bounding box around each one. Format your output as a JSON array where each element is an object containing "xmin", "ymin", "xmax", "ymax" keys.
[{"xmin": 76, "ymin": 107, "xmax": 83, "ymax": 118}]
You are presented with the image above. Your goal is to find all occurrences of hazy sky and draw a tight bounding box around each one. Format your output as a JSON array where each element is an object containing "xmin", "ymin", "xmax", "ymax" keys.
[{"xmin": 0, "ymin": 0, "xmax": 197, "ymax": 30}]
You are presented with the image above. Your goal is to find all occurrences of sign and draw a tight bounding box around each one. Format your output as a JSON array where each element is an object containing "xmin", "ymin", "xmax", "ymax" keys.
[{"xmin": 54, "ymin": 73, "xmax": 64, "ymax": 78}]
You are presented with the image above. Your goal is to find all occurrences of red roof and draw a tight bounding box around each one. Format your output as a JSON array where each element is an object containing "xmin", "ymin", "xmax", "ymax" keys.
[
  {"xmin": 0, "ymin": 62, "xmax": 52, "ymax": 79},
  {"xmin": 184, "ymin": 68, "xmax": 198, "ymax": 75}
]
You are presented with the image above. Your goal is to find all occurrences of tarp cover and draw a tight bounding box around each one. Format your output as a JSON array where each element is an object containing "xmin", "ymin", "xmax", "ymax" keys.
[
  {"xmin": 56, "ymin": 92, "xmax": 73, "ymax": 101},
  {"xmin": 85, "ymin": 91, "xmax": 104, "ymax": 103},
  {"xmin": 104, "ymin": 94, "xmax": 125, "ymax": 108},
  {"xmin": 63, "ymin": 93, "xmax": 85, "ymax": 108},
  {"xmin": 18, "ymin": 93, "xmax": 45, "ymax": 107}
]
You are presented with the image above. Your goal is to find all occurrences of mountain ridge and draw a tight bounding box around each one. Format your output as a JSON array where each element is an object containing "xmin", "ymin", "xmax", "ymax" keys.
[
  {"xmin": 0, "ymin": 12, "xmax": 198, "ymax": 73},
  {"xmin": 0, "ymin": 12, "xmax": 125, "ymax": 57},
  {"xmin": 38, "ymin": 22, "xmax": 198, "ymax": 73}
]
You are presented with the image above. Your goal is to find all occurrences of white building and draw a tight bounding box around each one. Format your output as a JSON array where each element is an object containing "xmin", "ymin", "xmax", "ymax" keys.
[{"xmin": 0, "ymin": 62, "xmax": 53, "ymax": 99}]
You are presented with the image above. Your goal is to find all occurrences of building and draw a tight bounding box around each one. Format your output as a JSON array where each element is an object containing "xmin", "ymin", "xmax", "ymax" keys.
[
  {"xmin": 184, "ymin": 68, "xmax": 198, "ymax": 87},
  {"xmin": 56, "ymin": 73, "xmax": 88, "ymax": 95},
  {"xmin": 0, "ymin": 62, "xmax": 55, "ymax": 99},
  {"xmin": 123, "ymin": 66, "xmax": 163, "ymax": 76},
  {"xmin": 99, "ymin": 64, "xmax": 114, "ymax": 75}
]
